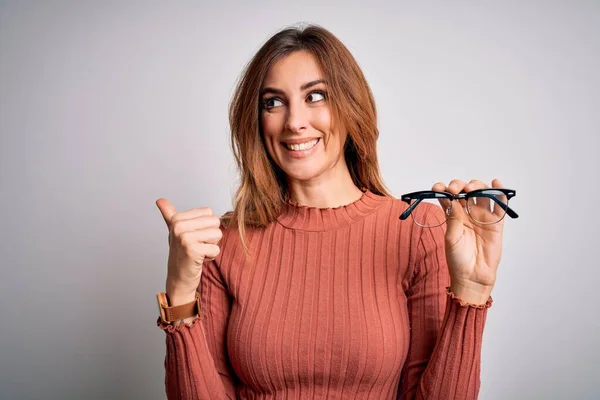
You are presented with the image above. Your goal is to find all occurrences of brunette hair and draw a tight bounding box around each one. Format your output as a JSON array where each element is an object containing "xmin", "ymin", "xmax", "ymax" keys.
[{"xmin": 224, "ymin": 24, "xmax": 391, "ymax": 244}]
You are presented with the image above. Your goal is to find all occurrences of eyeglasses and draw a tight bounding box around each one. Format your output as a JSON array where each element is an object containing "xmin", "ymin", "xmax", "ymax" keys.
[{"xmin": 399, "ymin": 188, "xmax": 519, "ymax": 228}]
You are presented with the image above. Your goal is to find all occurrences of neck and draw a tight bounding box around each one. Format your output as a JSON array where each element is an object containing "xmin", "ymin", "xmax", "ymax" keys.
[{"xmin": 287, "ymin": 162, "xmax": 364, "ymax": 209}]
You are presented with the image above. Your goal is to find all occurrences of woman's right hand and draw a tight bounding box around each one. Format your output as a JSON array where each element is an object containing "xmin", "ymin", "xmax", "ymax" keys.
[{"xmin": 155, "ymin": 198, "xmax": 222, "ymax": 305}]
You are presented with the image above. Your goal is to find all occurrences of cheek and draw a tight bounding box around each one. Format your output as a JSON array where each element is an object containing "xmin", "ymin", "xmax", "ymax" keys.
[
  {"xmin": 261, "ymin": 113, "xmax": 284, "ymax": 139},
  {"xmin": 261, "ymin": 113, "xmax": 282, "ymax": 156},
  {"xmin": 260, "ymin": 114, "xmax": 275, "ymax": 157},
  {"xmin": 311, "ymin": 107, "xmax": 332, "ymax": 132},
  {"xmin": 311, "ymin": 107, "xmax": 341, "ymax": 154}
]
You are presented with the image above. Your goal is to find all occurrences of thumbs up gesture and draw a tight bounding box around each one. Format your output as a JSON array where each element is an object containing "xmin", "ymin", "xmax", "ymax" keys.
[{"xmin": 156, "ymin": 198, "xmax": 223, "ymax": 305}]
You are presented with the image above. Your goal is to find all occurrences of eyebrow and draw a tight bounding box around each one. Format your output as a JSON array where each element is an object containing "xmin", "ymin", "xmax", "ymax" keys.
[{"xmin": 261, "ymin": 79, "xmax": 327, "ymax": 96}]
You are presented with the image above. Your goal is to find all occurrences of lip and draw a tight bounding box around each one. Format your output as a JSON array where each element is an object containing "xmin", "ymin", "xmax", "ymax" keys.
[
  {"xmin": 281, "ymin": 137, "xmax": 321, "ymax": 159},
  {"xmin": 281, "ymin": 137, "xmax": 321, "ymax": 145}
]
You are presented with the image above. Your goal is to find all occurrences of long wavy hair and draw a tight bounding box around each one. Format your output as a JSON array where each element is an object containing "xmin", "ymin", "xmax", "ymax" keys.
[{"xmin": 224, "ymin": 24, "xmax": 391, "ymax": 247}]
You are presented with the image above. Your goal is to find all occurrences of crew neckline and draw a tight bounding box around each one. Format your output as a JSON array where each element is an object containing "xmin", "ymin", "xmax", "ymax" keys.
[{"xmin": 276, "ymin": 190, "xmax": 389, "ymax": 231}]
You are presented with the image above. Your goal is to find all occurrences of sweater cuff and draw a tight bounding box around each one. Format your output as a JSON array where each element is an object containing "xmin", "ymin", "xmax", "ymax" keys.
[
  {"xmin": 156, "ymin": 316, "xmax": 202, "ymax": 333},
  {"xmin": 446, "ymin": 287, "xmax": 493, "ymax": 309}
]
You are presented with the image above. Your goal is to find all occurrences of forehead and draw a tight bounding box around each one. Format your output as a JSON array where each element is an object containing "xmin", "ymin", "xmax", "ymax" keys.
[{"xmin": 263, "ymin": 50, "xmax": 324, "ymax": 88}]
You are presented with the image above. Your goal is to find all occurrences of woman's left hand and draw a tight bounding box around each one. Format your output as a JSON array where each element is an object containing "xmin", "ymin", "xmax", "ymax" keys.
[{"xmin": 432, "ymin": 178, "xmax": 506, "ymax": 305}]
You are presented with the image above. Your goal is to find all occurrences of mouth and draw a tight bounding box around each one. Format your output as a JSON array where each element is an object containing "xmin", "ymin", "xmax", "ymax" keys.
[{"xmin": 282, "ymin": 138, "xmax": 320, "ymax": 151}]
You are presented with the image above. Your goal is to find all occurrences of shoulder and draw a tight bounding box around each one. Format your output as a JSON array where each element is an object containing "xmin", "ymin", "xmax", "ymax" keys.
[
  {"xmin": 215, "ymin": 211, "xmax": 270, "ymax": 258},
  {"xmin": 371, "ymin": 193, "xmax": 446, "ymax": 248},
  {"xmin": 217, "ymin": 211, "xmax": 240, "ymax": 246},
  {"xmin": 368, "ymin": 192, "xmax": 411, "ymax": 222}
]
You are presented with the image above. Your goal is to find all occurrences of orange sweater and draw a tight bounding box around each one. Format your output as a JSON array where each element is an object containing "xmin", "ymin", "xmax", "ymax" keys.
[{"xmin": 158, "ymin": 191, "xmax": 492, "ymax": 399}]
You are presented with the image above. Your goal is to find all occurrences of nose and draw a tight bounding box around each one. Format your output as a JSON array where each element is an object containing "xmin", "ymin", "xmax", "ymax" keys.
[{"xmin": 284, "ymin": 100, "xmax": 308, "ymax": 133}]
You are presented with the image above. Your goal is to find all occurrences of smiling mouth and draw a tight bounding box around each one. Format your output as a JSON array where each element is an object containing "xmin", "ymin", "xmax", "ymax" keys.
[{"xmin": 283, "ymin": 138, "xmax": 320, "ymax": 151}]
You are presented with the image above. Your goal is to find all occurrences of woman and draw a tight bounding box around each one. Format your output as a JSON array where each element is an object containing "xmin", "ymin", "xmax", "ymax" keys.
[{"xmin": 155, "ymin": 24, "xmax": 510, "ymax": 399}]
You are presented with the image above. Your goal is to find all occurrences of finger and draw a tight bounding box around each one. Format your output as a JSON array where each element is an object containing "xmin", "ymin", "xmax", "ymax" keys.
[
  {"xmin": 440, "ymin": 179, "xmax": 467, "ymax": 223},
  {"xmin": 200, "ymin": 243, "xmax": 221, "ymax": 260},
  {"xmin": 465, "ymin": 179, "xmax": 490, "ymax": 212},
  {"xmin": 179, "ymin": 228, "xmax": 223, "ymax": 248},
  {"xmin": 156, "ymin": 198, "xmax": 177, "ymax": 229},
  {"xmin": 431, "ymin": 182, "xmax": 447, "ymax": 192},
  {"xmin": 448, "ymin": 179, "xmax": 468, "ymax": 209},
  {"xmin": 171, "ymin": 215, "xmax": 222, "ymax": 239},
  {"xmin": 171, "ymin": 207, "xmax": 214, "ymax": 224},
  {"xmin": 180, "ymin": 242, "xmax": 221, "ymax": 263},
  {"xmin": 432, "ymin": 182, "xmax": 451, "ymax": 211},
  {"xmin": 491, "ymin": 178, "xmax": 507, "ymax": 216},
  {"xmin": 447, "ymin": 179, "xmax": 467, "ymax": 194},
  {"xmin": 168, "ymin": 207, "xmax": 215, "ymax": 244},
  {"xmin": 465, "ymin": 179, "xmax": 488, "ymax": 190}
]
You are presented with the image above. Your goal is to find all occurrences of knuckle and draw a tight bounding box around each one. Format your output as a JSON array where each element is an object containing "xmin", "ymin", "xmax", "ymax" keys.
[
  {"xmin": 171, "ymin": 213, "xmax": 183, "ymax": 224},
  {"xmin": 172, "ymin": 221, "xmax": 185, "ymax": 237},
  {"xmin": 179, "ymin": 231, "xmax": 193, "ymax": 248},
  {"xmin": 210, "ymin": 215, "xmax": 221, "ymax": 226}
]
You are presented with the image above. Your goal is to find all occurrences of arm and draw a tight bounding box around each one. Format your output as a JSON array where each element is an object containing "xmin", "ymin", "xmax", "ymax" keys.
[
  {"xmin": 158, "ymin": 258, "xmax": 238, "ymax": 400},
  {"xmin": 399, "ymin": 205, "xmax": 492, "ymax": 400}
]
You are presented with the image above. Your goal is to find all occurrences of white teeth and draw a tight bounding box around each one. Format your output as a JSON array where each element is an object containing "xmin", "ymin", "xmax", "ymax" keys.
[{"xmin": 285, "ymin": 139, "xmax": 318, "ymax": 151}]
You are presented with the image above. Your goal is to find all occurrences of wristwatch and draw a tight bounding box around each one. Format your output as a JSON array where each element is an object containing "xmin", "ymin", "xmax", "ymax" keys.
[{"xmin": 157, "ymin": 291, "xmax": 202, "ymax": 324}]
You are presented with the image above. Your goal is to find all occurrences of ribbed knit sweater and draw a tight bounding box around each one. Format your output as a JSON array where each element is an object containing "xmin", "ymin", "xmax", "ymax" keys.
[{"xmin": 158, "ymin": 190, "xmax": 492, "ymax": 399}]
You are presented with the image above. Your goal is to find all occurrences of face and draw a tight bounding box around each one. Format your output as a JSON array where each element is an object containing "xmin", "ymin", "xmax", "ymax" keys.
[{"xmin": 260, "ymin": 50, "xmax": 348, "ymax": 184}]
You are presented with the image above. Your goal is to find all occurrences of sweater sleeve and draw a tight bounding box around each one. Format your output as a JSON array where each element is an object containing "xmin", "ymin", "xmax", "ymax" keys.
[
  {"xmin": 399, "ymin": 205, "xmax": 492, "ymax": 400},
  {"xmin": 157, "ymin": 258, "xmax": 238, "ymax": 400}
]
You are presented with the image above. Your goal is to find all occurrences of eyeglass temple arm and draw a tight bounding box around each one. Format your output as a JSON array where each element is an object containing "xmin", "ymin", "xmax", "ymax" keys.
[
  {"xmin": 399, "ymin": 198, "xmax": 422, "ymax": 220},
  {"xmin": 475, "ymin": 193, "xmax": 519, "ymax": 219},
  {"xmin": 400, "ymin": 193, "xmax": 519, "ymax": 220}
]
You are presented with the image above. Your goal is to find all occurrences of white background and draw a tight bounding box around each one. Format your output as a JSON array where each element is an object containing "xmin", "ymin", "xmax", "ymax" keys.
[{"xmin": 1, "ymin": 1, "xmax": 598, "ymax": 398}]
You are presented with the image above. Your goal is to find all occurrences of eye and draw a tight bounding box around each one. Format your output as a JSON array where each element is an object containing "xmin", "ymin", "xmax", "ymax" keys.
[
  {"xmin": 306, "ymin": 90, "xmax": 326, "ymax": 103},
  {"xmin": 262, "ymin": 97, "xmax": 283, "ymax": 110}
]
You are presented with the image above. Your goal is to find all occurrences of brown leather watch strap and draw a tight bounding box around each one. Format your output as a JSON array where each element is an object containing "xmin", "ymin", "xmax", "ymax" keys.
[{"xmin": 157, "ymin": 292, "xmax": 201, "ymax": 324}]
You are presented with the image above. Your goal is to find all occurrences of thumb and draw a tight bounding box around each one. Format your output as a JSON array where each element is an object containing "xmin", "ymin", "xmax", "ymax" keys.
[{"xmin": 155, "ymin": 198, "xmax": 177, "ymax": 229}]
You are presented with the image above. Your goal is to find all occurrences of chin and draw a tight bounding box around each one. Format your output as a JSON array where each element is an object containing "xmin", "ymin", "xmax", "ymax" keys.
[{"xmin": 280, "ymin": 165, "xmax": 324, "ymax": 182}]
